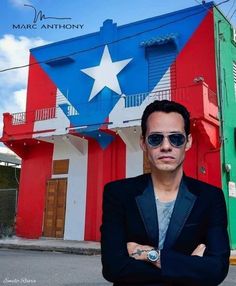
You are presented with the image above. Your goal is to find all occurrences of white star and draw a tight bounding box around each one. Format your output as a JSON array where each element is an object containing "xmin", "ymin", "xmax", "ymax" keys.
[{"xmin": 81, "ymin": 45, "xmax": 132, "ymax": 101}]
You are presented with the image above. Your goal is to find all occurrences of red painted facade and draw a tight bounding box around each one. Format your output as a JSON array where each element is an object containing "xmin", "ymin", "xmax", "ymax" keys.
[
  {"xmin": 85, "ymin": 135, "xmax": 126, "ymax": 241},
  {"xmin": 26, "ymin": 54, "xmax": 57, "ymax": 113},
  {"xmin": 0, "ymin": 4, "xmax": 223, "ymax": 241},
  {"xmin": 16, "ymin": 141, "xmax": 53, "ymax": 238},
  {"xmin": 3, "ymin": 55, "xmax": 57, "ymax": 238},
  {"xmin": 173, "ymin": 12, "xmax": 221, "ymax": 187}
]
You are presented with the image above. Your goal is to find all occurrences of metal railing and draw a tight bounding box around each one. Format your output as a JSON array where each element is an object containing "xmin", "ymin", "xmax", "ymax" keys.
[
  {"xmin": 35, "ymin": 107, "xmax": 56, "ymax": 121},
  {"xmin": 10, "ymin": 85, "xmax": 218, "ymax": 126},
  {"xmin": 12, "ymin": 103, "xmax": 81, "ymax": 125},
  {"xmin": 125, "ymin": 89, "xmax": 171, "ymax": 108},
  {"xmin": 12, "ymin": 112, "xmax": 26, "ymax": 125}
]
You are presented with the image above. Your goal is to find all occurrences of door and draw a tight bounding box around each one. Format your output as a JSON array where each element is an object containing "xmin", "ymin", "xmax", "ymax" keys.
[
  {"xmin": 43, "ymin": 178, "xmax": 67, "ymax": 238},
  {"xmin": 143, "ymin": 152, "xmax": 151, "ymax": 174}
]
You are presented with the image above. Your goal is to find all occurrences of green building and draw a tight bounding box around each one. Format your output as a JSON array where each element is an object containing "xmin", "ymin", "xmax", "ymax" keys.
[{"xmin": 214, "ymin": 7, "xmax": 236, "ymax": 248}]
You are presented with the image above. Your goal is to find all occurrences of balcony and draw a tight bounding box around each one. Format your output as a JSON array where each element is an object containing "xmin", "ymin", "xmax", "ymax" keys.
[{"xmin": 1, "ymin": 82, "xmax": 219, "ymax": 142}]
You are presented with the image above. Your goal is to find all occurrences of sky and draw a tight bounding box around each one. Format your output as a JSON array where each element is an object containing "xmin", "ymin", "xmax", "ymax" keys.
[{"xmin": 0, "ymin": 0, "xmax": 236, "ymax": 154}]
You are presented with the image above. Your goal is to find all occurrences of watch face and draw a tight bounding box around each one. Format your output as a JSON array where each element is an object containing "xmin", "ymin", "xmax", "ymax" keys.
[{"xmin": 147, "ymin": 250, "xmax": 159, "ymax": 262}]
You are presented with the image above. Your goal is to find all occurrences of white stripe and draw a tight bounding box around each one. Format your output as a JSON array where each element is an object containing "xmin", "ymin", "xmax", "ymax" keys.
[
  {"xmin": 51, "ymin": 135, "xmax": 88, "ymax": 240},
  {"xmin": 118, "ymin": 127, "xmax": 143, "ymax": 178}
]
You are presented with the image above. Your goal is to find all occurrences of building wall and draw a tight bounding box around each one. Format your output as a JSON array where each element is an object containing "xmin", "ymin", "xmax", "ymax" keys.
[
  {"xmin": 51, "ymin": 136, "xmax": 88, "ymax": 241},
  {"xmin": 85, "ymin": 134, "xmax": 126, "ymax": 241},
  {"xmin": 173, "ymin": 10, "xmax": 221, "ymax": 187},
  {"xmin": 26, "ymin": 54, "xmax": 57, "ymax": 116},
  {"xmin": 2, "ymin": 3, "xmax": 231, "ymax": 241},
  {"xmin": 16, "ymin": 141, "xmax": 53, "ymax": 238},
  {"xmin": 29, "ymin": 3, "xmax": 211, "ymax": 130},
  {"xmin": 119, "ymin": 128, "xmax": 143, "ymax": 178},
  {"xmin": 214, "ymin": 8, "xmax": 236, "ymax": 248}
]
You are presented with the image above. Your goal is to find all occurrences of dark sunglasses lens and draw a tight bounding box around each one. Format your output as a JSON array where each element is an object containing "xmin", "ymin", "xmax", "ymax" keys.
[
  {"xmin": 147, "ymin": 134, "xmax": 163, "ymax": 147},
  {"xmin": 169, "ymin": 134, "xmax": 186, "ymax": 147}
]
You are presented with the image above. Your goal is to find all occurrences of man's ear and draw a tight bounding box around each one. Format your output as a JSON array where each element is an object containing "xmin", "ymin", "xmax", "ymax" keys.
[
  {"xmin": 140, "ymin": 136, "xmax": 147, "ymax": 152},
  {"xmin": 185, "ymin": 134, "xmax": 192, "ymax": 151}
]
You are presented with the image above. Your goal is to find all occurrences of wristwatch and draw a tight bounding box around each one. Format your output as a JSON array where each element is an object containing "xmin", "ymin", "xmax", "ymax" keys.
[{"xmin": 147, "ymin": 248, "xmax": 160, "ymax": 262}]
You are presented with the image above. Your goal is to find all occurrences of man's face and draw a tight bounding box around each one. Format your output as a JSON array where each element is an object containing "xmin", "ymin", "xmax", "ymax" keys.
[{"xmin": 140, "ymin": 111, "xmax": 192, "ymax": 173}]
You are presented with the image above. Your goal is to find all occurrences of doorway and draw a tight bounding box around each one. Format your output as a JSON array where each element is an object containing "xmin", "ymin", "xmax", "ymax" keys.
[{"xmin": 43, "ymin": 178, "xmax": 67, "ymax": 238}]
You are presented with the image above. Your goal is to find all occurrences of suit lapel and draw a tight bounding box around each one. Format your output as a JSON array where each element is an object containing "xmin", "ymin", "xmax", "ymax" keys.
[
  {"xmin": 164, "ymin": 178, "xmax": 197, "ymax": 249},
  {"xmin": 135, "ymin": 177, "xmax": 159, "ymax": 247}
]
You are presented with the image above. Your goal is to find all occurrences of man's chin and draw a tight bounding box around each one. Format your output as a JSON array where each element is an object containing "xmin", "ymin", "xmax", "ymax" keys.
[
  {"xmin": 155, "ymin": 165, "xmax": 176, "ymax": 172},
  {"xmin": 152, "ymin": 162, "xmax": 183, "ymax": 172}
]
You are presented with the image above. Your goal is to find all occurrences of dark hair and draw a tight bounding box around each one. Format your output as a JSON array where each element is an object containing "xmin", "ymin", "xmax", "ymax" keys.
[{"xmin": 141, "ymin": 100, "xmax": 190, "ymax": 137}]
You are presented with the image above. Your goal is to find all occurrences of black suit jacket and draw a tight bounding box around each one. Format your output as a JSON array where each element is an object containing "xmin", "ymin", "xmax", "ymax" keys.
[{"xmin": 100, "ymin": 174, "xmax": 230, "ymax": 286}]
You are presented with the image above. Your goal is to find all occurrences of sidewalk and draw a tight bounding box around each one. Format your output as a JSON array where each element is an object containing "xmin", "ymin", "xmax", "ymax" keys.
[
  {"xmin": 0, "ymin": 236, "xmax": 236, "ymax": 264},
  {"xmin": 0, "ymin": 236, "xmax": 101, "ymax": 255}
]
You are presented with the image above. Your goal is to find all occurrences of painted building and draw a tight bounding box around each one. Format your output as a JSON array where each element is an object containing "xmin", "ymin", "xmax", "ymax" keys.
[
  {"xmin": 214, "ymin": 9, "xmax": 236, "ymax": 249},
  {"xmin": 1, "ymin": 2, "xmax": 236, "ymax": 246}
]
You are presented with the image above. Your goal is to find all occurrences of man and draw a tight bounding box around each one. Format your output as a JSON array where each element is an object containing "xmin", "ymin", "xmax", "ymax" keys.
[{"xmin": 101, "ymin": 100, "xmax": 230, "ymax": 286}]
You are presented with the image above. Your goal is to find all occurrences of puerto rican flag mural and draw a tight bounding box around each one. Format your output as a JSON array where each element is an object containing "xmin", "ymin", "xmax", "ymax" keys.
[{"xmin": 3, "ymin": 3, "xmax": 221, "ymax": 241}]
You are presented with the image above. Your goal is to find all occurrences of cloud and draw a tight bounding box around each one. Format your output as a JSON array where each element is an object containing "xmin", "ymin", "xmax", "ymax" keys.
[
  {"xmin": 0, "ymin": 34, "xmax": 49, "ymax": 150},
  {"xmin": 0, "ymin": 90, "xmax": 26, "ymax": 142},
  {"xmin": 9, "ymin": 0, "xmax": 31, "ymax": 8},
  {"xmin": 14, "ymin": 89, "xmax": 27, "ymax": 111},
  {"xmin": 0, "ymin": 34, "xmax": 48, "ymax": 88}
]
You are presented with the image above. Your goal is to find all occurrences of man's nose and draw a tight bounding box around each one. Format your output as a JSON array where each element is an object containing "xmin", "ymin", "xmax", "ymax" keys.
[{"xmin": 160, "ymin": 136, "xmax": 172, "ymax": 151}]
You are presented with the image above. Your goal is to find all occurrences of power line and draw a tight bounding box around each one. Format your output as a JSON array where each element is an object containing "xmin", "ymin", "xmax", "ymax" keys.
[
  {"xmin": 226, "ymin": 0, "xmax": 236, "ymax": 16},
  {"xmin": 193, "ymin": 0, "xmax": 233, "ymax": 34},
  {"xmin": 215, "ymin": 0, "xmax": 231, "ymax": 7},
  {"xmin": 193, "ymin": 0, "xmax": 230, "ymax": 12},
  {"xmin": 0, "ymin": 7, "xmax": 208, "ymax": 74},
  {"xmin": 227, "ymin": 0, "xmax": 236, "ymax": 20},
  {"xmin": 229, "ymin": 7, "xmax": 236, "ymax": 20}
]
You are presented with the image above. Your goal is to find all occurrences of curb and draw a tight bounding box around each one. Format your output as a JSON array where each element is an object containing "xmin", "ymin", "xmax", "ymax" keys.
[{"xmin": 0, "ymin": 244, "xmax": 101, "ymax": 255}]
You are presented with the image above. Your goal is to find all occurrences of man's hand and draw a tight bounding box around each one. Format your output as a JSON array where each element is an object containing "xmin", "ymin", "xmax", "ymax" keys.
[
  {"xmin": 127, "ymin": 242, "xmax": 161, "ymax": 268},
  {"xmin": 191, "ymin": 244, "xmax": 206, "ymax": 257},
  {"xmin": 127, "ymin": 242, "xmax": 151, "ymax": 260}
]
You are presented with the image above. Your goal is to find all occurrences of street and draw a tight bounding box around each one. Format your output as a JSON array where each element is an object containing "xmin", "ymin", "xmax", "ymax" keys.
[
  {"xmin": 0, "ymin": 249, "xmax": 110, "ymax": 286},
  {"xmin": 0, "ymin": 249, "xmax": 235, "ymax": 286}
]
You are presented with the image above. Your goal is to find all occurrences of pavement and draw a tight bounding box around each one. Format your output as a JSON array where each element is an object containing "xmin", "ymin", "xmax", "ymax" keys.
[
  {"xmin": 0, "ymin": 236, "xmax": 236, "ymax": 265},
  {"xmin": 0, "ymin": 236, "xmax": 101, "ymax": 255}
]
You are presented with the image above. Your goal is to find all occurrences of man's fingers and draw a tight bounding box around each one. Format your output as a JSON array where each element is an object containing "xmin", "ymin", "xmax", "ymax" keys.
[{"xmin": 191, "ymin": 244, "xmax": 206, "ymax": 257}]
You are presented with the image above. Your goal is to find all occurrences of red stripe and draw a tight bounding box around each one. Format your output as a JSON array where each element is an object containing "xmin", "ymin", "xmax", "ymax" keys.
[
  {"xmin": 15, "ymin": 54, "xmax": 57, "ymax": 238},
  {"xmin": 84, "ymin": 133, "xmax": 126, "ymax": 241},
  {"xmin": 16, "ymin": 141, "xmax": 53, "ymax": 238},
  {"xmin": 26, "ymin": 54, "xmax": 57, "ymax": 113},
  {"xmin": 174, "ymin": 11, "xmax": 217, "ymax": 92},
  {"xmin": 172, "ymin": 11, "xmax": 221, "ymax": 187}
]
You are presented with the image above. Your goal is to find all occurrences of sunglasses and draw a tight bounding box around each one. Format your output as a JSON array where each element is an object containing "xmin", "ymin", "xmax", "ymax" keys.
[{"xmin": 146, "ymin": 132, "xmax": 186, "ymax": 148}]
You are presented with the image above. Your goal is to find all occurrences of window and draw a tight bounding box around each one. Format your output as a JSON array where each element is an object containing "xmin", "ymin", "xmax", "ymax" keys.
[
  {"xmin": 146, "ymin": 42, "xmax": 177, "ymax": 93},
  {"xmin": 233, "ymin": 61, "xmax": 236, "ymax": 101}
]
